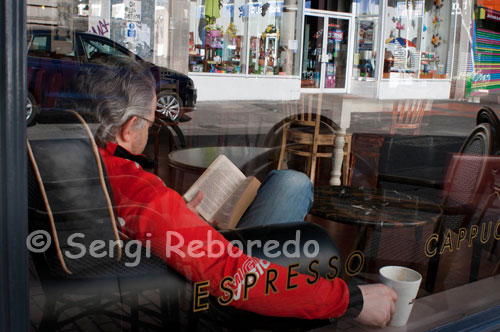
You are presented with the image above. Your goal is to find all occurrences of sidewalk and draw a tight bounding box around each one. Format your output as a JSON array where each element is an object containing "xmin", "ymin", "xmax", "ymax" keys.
[{"xmin": 180, "ymin": 95, "xmax": 500, "ymax": 141}]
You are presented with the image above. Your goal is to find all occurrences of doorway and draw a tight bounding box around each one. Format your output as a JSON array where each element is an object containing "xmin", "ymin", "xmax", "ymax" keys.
[{"xmin": 301, "ymin": 13, "xmax": 352, "ymax": 93}]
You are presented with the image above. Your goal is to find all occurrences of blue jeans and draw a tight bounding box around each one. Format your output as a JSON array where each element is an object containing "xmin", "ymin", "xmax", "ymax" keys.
[{"xmin": 236, "ymin": 170, "xmax": 314, "ymax": 228}]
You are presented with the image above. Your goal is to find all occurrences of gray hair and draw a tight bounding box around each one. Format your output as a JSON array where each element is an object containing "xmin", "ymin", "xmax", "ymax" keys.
[{"xmin": 75, "ymin": 55, "xmax": 156, "ymax": 147}]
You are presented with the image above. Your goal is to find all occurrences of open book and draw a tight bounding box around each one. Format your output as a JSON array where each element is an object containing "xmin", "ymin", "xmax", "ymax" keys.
[{"xmin": 183, "ymin": 155, "xmax": 261, "ymax": 229}]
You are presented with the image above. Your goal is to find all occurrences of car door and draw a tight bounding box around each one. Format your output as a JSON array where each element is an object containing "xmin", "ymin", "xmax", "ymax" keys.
[{"xmin": 27, "ymin": 30, "xmax": 80, "ymax": 113}]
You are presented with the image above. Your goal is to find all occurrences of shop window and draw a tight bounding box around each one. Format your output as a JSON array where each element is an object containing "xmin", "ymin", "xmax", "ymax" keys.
[
  {"xmin": 305, "ymin": 0, "xmax": 351, "ymax": 12},
  {"xmin": 352, "ymin": 0, "xmax": 379, "ymax": 79},
  {"xmin": 189, "ymin": 0, "xmax": 246, "ymax": 74},
  {"xmin": 353, "ymin": 17, "xmax": 378, "ymax": 79},
  {"xmin": 382, "ymin": 0, "xmax": 452, "ymax": 80},
  {"xmin": 188, "ymin": 0, "xmax": 301, "ymax": 76},
  {"xmin": 246, "ymin": 0, "xmax": 301, "ymax": 76},
  {"xmin": 419, "ymin": 0, "xmax": 451, "ymax": 79}
]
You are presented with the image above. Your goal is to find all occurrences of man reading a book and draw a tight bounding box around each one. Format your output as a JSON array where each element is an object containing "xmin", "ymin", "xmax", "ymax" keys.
[{"xmin": 82, "ymin": 56, "xmax": 397, "ymax": 328}]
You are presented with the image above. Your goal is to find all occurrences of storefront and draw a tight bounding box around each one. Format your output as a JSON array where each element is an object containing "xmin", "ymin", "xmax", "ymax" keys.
[
  {"xmin": 188, "ymin": 0, "xmax": 460, "ymax": 100},
  {"xmin": 300, "ymin": 7, "xmax": 354, "ymax": 93},
  {"xmin": 467, "ymin": 5, "xmax": 500, "ymax": 98},
  {"xmin": 26, "ymin": 0, "xmax": 466, "ymax": 101},
  {"xmin": 187, "ymin": 0, "xmax": 304, "ymax": 101},
  {"xmin": 350, "ymin": 0, "xmax": 458, "ymax": 99}
]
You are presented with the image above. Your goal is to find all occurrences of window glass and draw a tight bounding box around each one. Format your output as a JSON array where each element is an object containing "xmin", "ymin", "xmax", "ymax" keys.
[
  {"xmin": 419, "ymin": 0, "xmax": 451, "ymax": 79},
  {"xmin": 81, "ymin": 38, "xmax": 130, "ymax": 61},
  {"xmin": 305, "ymin": 0, "xmax": 351, "ymax": 12},
  {"xmin": 383, "ymin": 0, "xmax": 452, "ymax": 80},
  {"xmin": 383, "ymin": 0, "xmax": 421, "ymax": 79},
  {"xmin": 353, "ymin": 17, "xmax": 378, "ymax": 79},
  {"xmin": 28, "ymin": 36, "xmax": 49, "ymax": 55},
  {"xmin": 188, "ymin": 0, "xmax": 301, "ymax": 75},
  {"xmin": 247, "ymin": 2, "xmax": 281, "ymax": 75},
  {"xmin": 23, "ymin": 0, "xmax": 500, "ymax": 331},
  {"xmin": 247, "ymin": 0, "xmax": 301, "ymax": 76},
  {"xmin": 188, "ymin": 0, "xmax": 246, "ymax": 73},
  {"xmin": 246, "ymin": 0, "xmax": 300, "ymax": 76},
  {"xmin": 28, "ymin": 34, "xmax": 75, "ymax": 59}
]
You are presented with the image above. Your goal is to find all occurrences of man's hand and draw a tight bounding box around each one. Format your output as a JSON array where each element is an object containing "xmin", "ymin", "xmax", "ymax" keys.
[
  {"xmin": 186, "ymin": 190, "xmax": 203, "ymax": 217},
  {"xmin": 355, "ymin": 284, "xmax": 398, "ymax": 328},
  {"xmin": 185, "ymin": 190, "xmax": 219, "ymax": 228}
]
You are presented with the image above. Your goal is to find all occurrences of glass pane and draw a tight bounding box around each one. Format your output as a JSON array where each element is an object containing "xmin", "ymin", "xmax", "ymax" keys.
[
  {"xmin": 28, "ymin": 36, "xmax": 49, "ymax": 57},
  {"xmin": 383, "ymin": 0, "xmax": 422, "ymax": 79},
  {"xmin": 353, "ymin": 17, "xmax": 378, "ymax": 79},
  {"xmin": 325, "ymin": 17, "xmax": 349, "ymax": 89},
  {"xmin": 420, "ymin": 0, "xmax": 452, "ymax": 79},
  {"xmin": 81, "ymin": 38, "xmax": 130, "ymax": 61},
  {"xmin": 305, "ymin": 0, "xmax": 351, "ymax": 13},
  {"xmin": 188, "ymin": 0, "xmax": 245, "ymax": 74},
  {"xmin": 246, "ymin": 0, "xmax": 300, "ymax": 76},
  {"xmin": 301, "ymin": 15, "xmax": 323, "ymax": 88}
]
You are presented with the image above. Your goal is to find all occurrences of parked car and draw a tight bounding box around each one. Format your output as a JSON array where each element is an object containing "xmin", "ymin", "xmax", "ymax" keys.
[{"xmin": 26, "ymin": 28, "xmax": 196, "ymax": 125}]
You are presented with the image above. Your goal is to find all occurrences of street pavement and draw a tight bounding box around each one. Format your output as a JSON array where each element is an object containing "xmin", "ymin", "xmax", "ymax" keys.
[
  {"xmin": 28, "ymin": 94, "xmax": 500, "ymax": 142},
  {"xmin": 180, "ymin": 94, "xmax": 500, "ymax": 141}
]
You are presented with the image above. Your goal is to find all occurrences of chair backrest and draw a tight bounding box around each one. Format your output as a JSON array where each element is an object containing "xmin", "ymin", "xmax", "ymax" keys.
[
  {"xmin": 285, "ymin": 94, "xmax": 323, "ymax": 127},
  {"xmin": 441, "ymin": 123, "xmax": 495, "ymax": 231},
  {"xmin": 476, "ymin": 106, "xmax": 500, "ymax": 154},
  {"xmin": 391, "ymin": 99, "xmax": 429, "ymax": 135},
  {"xmin": 27, "ymin": 111, "xmax": 122, "ymax": 278}
]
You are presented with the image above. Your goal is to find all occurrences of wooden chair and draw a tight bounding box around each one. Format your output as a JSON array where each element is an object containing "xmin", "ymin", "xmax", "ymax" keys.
[
  {"xmin": 277, "ymin": 95, "xmax": 352, "ymax": 185},
  {"xmin": 391, "ymin": 99, "xmax": 429, "ymax": 135}
]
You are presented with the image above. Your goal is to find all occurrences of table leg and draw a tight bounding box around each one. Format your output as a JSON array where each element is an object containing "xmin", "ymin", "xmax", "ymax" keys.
[
  {"xmin": 354, "ymin": 224, "xmax": 368, "ymax": 252},
  {"xmin": 330, "ymin": 129, "xmax": 346, "ymax": 186}
]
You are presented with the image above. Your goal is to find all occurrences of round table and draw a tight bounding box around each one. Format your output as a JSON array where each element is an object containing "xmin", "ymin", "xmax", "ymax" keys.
[
  {"xmin": 310, "ymin": 186, "xmax": 442, "ymax": 265},
  {"xmin": 311, "ymin": 186, "xmax": 442, "ymax": 228}
]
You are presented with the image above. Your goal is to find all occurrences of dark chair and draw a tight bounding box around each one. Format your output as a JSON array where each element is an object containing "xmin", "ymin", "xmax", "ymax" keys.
[
  {"xmin": 28, "ymin": 111, "xmax": 344, "ymax": 331},
  {"xmin": 27, "ymin": 114, "xmax": 187, "ymax": 331},
  {"xmin": 476, "ymin": 106, "xmax": 500, "ymax": 153},
  {"xmin": 349, "ymin": 123, "xmax": 496, "ymax": 293},
  {"xmin": 425, "ymin": 123, "xmax": 496, "ymax": 291},
  {"xmin": 470, "ymin": 106, "xmax": 500, "ymax": 282}
]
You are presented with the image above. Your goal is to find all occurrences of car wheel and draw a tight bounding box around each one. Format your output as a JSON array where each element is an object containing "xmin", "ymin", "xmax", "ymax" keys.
[
  {"xmin": 26, "ymin": 92, "xmax": 38, "ymax": 126},
  {"xmin": 156, "ymin": 91, "xmax": 182, "ymax": 121}
]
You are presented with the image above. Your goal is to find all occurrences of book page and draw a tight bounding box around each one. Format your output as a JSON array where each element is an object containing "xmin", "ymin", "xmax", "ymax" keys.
[
  {"xmin": 214, "ymin": 176, "xmax": 257, "ymax": 229},
  {"xmin": 183, "ymin": 155, "xmax": 246, "ymax": 221}
]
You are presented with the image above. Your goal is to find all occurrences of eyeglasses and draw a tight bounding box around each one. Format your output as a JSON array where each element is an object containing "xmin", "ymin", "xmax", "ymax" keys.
[{"xmin": 137, "ymin": 116, "xmax": 162, "ymax": 135}]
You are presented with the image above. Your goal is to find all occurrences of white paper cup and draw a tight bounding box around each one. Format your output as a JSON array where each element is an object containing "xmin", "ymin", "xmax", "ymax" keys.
[{"xmin": 379, "ymin": 266, "xmax": 422, "ymax": 327}]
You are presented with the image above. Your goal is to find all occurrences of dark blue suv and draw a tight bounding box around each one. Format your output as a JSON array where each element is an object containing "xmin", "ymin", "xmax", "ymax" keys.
[{"xmin": 27, "ymin": 28, "xmax": 197, "ymax": 125}]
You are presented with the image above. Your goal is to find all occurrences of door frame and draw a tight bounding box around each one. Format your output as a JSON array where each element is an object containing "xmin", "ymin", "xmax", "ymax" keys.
[{"xmin": 300, "ymin": 9, "xmax": 354, "ymax": 93}]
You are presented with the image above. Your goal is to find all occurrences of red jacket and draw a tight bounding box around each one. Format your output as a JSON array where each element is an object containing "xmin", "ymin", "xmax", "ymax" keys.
[{"xmin": 99, "ymin": 142, "xmax": 350, "ymax": 319}]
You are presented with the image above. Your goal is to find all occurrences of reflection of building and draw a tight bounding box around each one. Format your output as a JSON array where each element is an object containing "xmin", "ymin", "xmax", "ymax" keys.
[
  {"xmin": 26, "ymin": 0, "xmax": 490, "ymax": 101},
  {"xmin": 467, "ymin": 6, "xmax": 500, "ymax": 98}
]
